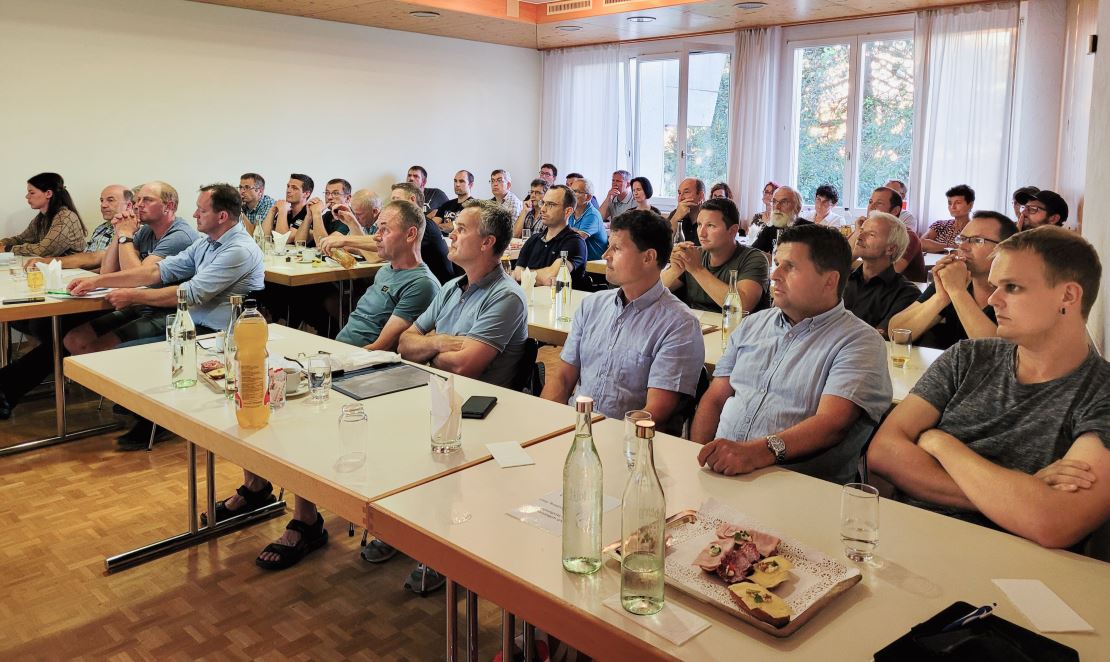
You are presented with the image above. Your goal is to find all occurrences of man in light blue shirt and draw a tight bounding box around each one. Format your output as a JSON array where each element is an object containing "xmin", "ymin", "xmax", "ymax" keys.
[
  {"xmin": 691, "ymin": 224, "xmax": 892, "ymax": 484},
  {"xmin": 543, "ymin": 209, "xmax": 704, "ymax": 431},
  {"xmin": 569, "ymin": 177, "xmax": 608, "ymax": 260}
]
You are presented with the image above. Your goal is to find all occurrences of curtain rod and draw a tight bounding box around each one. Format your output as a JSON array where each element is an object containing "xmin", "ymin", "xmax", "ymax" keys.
[{"xmin": 536, "ymin": 0, "xmax": 992, "ymax": 51}]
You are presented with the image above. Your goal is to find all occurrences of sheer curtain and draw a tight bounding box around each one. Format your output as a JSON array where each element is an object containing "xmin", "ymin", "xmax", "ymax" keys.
[
  {"xmin": 540, "ymin": 44, "xmax": 621, "ymax": 190},
  {"xmin": 911, "ymin": 2, "xmax": 1019, "ymax": 229},
  {"xmin": 728, "ymin": 27, "xmax": 782, "ymax": 221}
]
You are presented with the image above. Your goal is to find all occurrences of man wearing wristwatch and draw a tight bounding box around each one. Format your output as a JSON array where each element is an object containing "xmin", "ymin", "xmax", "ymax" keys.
[{"xmin": 691, "ymin": 224, "xmax": 893, "ymax": 484}]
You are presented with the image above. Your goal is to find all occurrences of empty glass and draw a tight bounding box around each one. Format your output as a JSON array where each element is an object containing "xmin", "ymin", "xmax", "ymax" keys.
[
  {"xmin": 335, "ymin": 403, "xmax": 368, "ymax": 473},
  {"xmin": 840, "ymin": 483, "xmax": 880, "ymax": 562},
  {"xmin": 306, "ymin": 353, "xmax": 332, "ymax": 402},
  {"xmin": 430, "ymin": 409, "xmax": 462, "ymax": 453},
  {"xmin": 623, "ymin": 410, "xmax": 653, "ymax": 469},
  {"xmin": 522, "ymin": 228, "xmax": 532, "ymax": 241}
]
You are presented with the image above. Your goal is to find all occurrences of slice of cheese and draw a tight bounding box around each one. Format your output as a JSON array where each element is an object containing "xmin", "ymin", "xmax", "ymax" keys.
[
  {"xmin": 749, "ymin": 555, "xmax": 793, "ymax": 589},
  {"xmin": 728, "ymin": 582, "xmax": 792, "ymax": 628}
]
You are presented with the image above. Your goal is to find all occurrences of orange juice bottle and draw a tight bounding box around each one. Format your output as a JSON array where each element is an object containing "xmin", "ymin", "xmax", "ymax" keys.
[{"xmin": 234, "ymin": 299, "xmax": 270, "ymax": 428}]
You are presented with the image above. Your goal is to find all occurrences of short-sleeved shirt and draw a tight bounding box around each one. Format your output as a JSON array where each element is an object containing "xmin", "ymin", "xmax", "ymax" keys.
[
  {"xmin": 905, "ymin": 338, "xmax": 1110, "ymax": 526},
  {"xmin": 926, "ymin": 219, "xmax": 959, "ymax": 248},
  {"xmin": 561, "ymin": 281, "xmax": 705, "ymax": 421},
  {"xmin": 901, "ymin": 230, "xmax": 928, "ymax": 283},
  {"xmin": 713, "ymin": 303, "xmax": 893, "ymax": 484},
  {"xmin": 493, "ymin": 192, "xmax": 524, "ymax": 221},
  {"xmin": 435, "ymin": 197, "xmax": 470, "ymax": 234},
  {"xmin": 242, "ymin": 195, "xmax": 275, "ymax": 226},
  {"xmin": 421, "ymin": 218, "xmax": 454, "ymax": 284},
  {"xmin": 751, "ymin": 219, "xmax": 814, "ymax": 253},
  {"xmin": 284, "ymin": 205, "xmax": 309, "ymax": 231},
  {"xmin": 899, "ymin": 209, "xmax": 917, "ymax": 231},
  {"xmin": 843, "ymin": 264, "xmax": 921, "ymax": 333},
  {"xmin": 914, "ymin": 282, "xmax": 996, "ymax": 350},
  {"xmin": 134, "ymin": 217, "xmax": 200, "ymax": 262},
  {"xmin": 516, "ymin": 225, "xmax": 589, "ymax": 290},
  {"xmin": 413, "ymin": 267, "xmax": 528, "ymax": 388},
  {"xmin": 422, "ymin": 187, "xmax": 450, "ymax": 216},
  {"xmin": 86, "ymin": 221, "xmax": 114, "ymax": 253},
  {"xmin": 604, "ymin": 192, "xmax": 636, "ymax": 221},
  {"xmin": 310, "ymin": 210, "xmax": 351, "ymax": 244},
  {"xmin": 570, "ymin": 205, "xmax": 608, "ymax": 260},
  {"xmin": 157, "ymin": 222, "xmax": 266, "ymax": 331},
  {"xmin": 676, "ymin": 243, "xmax": 769, "ymax": 312},
  {"xmin": 667, "ymin": 204, "xmax": 701, "ymax": 246},
  {"xmin": 336, "ymin": 263, "xmax": 440, "ymax": 347},
  {"xmin": 799, "ymin": 210, "xmax": 846, "ymax": 227}
]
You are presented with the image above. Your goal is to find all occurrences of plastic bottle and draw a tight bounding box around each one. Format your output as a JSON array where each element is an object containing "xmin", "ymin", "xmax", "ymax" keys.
[{"xmin": 234, "ymin": 299, "xmax": 270, "ymax": 429}]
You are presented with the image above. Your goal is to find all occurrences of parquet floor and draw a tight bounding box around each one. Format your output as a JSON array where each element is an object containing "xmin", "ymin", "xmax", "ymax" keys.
[{"xmin": 0, "ymin": 387, "xmax": 509, "ymax": 661}]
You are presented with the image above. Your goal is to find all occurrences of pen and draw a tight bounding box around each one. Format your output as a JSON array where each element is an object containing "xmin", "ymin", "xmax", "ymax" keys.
[{"xmin": 940, "ymin": 603, "xmax": 996, "ymax": 632}]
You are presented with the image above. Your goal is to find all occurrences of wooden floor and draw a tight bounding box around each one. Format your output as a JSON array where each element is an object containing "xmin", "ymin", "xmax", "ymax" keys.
[{"xmin": 0, "ymin": 388, "xmax": 510, "ymax": 660}]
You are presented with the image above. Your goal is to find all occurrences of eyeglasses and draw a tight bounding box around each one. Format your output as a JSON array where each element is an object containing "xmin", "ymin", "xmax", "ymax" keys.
[
  {"xmin": 770, "ymin": 198, "xmax": 793, "ymax": 208},
  {"xmin": 490, "ymin": 178, "xmax": 506, "ymax": 184},
  {"xmin": 238, "ymin": 185, "xmax": 260, "ymax": 191},
  {"xmin": 1020, "ymin": 204, "xmax": 1047, "ymax": 214},
  {"xmin": 954, "ymin": 234, "xmax": 1000, "ymax": 247}
]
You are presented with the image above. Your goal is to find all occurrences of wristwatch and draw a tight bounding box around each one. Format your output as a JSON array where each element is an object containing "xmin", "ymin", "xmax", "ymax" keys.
[
  {"xmin": 765, "ymin": 434, "xmax": 787, "ymax": 464},
  {"xmin": 117, "ymin": 235, "xmax": 133, "ymax": 245}
]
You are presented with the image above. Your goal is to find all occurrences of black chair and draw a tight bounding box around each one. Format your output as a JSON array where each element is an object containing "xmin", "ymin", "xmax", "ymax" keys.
[
  {"xmin": 665, "ymin": 366, "xmax": 711, "ymax": 439},
  {"xmin": 510, "ymin": 338, "xmax": 543, "ymax": 395}
]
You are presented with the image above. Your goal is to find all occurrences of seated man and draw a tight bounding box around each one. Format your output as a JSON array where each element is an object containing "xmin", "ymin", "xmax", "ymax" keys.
[
  {"xmin": 407, "ymin": 165, "xmax": 449, "ymax": 218},
  {"xmin": 490, "ymin": 169, "xmax": 524, "ymax": 220},
  {"xmin": 512, "ymin": 184, "xmax": 588, "ymax": 290},
  {"xmin": 667, "ymin": 177, "xmax": 705, "ymax": 245},
  {"xmin": 889, "ymin": 211, "xmax": 1018, "ymax": 350},
  {"xmin": 662, "ymin": 197, "xmax": 768, "ymax": 313},
  {"xmin": 391, "ymin": 182, "xmax": 454, "ymax": 283},
  {"xmin": 68, "ymin": 183, "xmax": 265, "ymax": 450},
  {"xmin": 691, "ymin": 224, "xmax": 892, "ymax": 484},
  {"xmin": 0, "ymin": 184, "xmax": 133, "ymax": 419},
  {"xmin": 238, "ymin": 172, "xmax": 274, "ymax": 237},
  {"xmin": 541, "ymin": 209, "xmax": 705, "ymax": 430},
  {"xmin": 854, "ymin": 186, "xmax": 927, "ymax": 282},
  {"xmin": 320, "ymin": 189, "xmax": 382, "ymax": 262},
  {"xmin": 262, "ymin": 173, "xmax": 313, "ymax": 244},
  {"xmin": 751, "ymin": 186, "xmax": 812, "ymax": 254},
  {"xmin": 1017, "ymin": 189, "xmax": 1068, "ymax": 230},
  {"xmin": 302, "ymin": 178, "xmax": 354, "ymax": 246},
  {"xmin": 387, "ymin": 199, "xmax": 527, "ymax": 592},
  {"xmin": 867, "ymin": 227, "xmax": 1110, "ymax": 549},
  {"xmin": 569, "ymin": 177, "xmax": 608, "ymax": 261},
  {"xmin": 599, "ymin": 170, "xmax": 636, "ymax": 223},
  {"xmin": 843, "ymin": 211, "xmax": 920, "ymax": 335},
  {"xmin": 253, "ymin": 200, "xmax": 441, "ymax": 571},
  {"xmin": 432, "ymin": 170, "xmax": 475, "ymax": 236}
]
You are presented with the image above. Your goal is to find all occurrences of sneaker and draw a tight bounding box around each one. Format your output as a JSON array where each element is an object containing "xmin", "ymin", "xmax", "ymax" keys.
[
  {"xmin": 116, "ymin": 418, "xmax": 174, "ymax": 451},
  {"xmin": 360, "ymin": 539, "xmax": 398, "ymax": 564},
  {"xmin": 404, "ymin": 564, "xmax": 446, "ymax": 595}
]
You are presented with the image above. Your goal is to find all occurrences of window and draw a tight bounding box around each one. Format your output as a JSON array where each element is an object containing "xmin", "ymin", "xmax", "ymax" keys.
[
  {"xmin": 783, "ymin": 23, "xmax": 915, "ymax": 211},
  {"xmin": 623, "ymin": 38, "xmax": 733, "ymax": 204}
]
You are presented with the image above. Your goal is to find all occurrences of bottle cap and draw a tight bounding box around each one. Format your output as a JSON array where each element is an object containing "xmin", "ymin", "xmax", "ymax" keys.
[
  {"xmin": 575, "ymin": 396, "xmax": 593, "ymax": 413},
  {"xmin": 244, "ymin": 298, "xmax": 258, "ymax": 308},
  {"xmin": 635, "ymin": 420, "xmax": 655, "ymax": 439}
]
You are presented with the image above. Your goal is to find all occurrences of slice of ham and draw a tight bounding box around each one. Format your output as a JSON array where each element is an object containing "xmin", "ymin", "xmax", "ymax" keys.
[
  {"xmin": 692, "ymin": 538, "xmax": 735, "ymax": 571},
  {"xmin": 715, "ymin": 542, "xmax": 761, "ymax": 584},
  {"xmin": 715, "ymin": 524, "xmax": 780, "ymax": 557}
]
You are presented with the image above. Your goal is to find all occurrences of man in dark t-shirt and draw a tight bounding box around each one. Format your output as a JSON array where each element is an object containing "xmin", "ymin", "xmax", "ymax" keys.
[
  {"xmin": 513, "ymin": 185, "xmax": 588, "ymax": 290},
  {"xmin": 432, "ymin": 170, "xmax": 475, "ymax": 237},
  {"xmin": 407, "ymin": 165, "xmax": 449, "ymax": 218},
  {"xmin": 869, "ymin": 227, "xmax": 1110, "ymax": 550}
]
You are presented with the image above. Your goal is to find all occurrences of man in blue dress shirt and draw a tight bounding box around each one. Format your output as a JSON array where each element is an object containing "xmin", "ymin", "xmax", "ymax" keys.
[
  {"xmin": 542, "ymin": 209, "xmax": 704, "ymax": 431},
  {"xmin": 569, "ymin": 177, "xmax": 608, "ymax": 260},
  {"xmin": 692, "ymin": 224, "xmax": 892, "ymax": 484}
]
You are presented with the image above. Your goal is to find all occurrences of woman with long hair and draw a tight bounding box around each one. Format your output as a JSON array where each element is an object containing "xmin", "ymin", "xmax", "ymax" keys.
[{"xmin": 2, "ymin": 173, "xmax": 87, "ymax": 256}]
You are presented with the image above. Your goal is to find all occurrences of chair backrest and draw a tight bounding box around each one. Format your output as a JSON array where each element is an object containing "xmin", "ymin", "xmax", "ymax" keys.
[
  {"xmin": 510, "ymin": 338, "xmax": 542, "ymax": 394},
  {"xmin": 669, "ymin": 367, "xmax": 712, "ymax": 439}
]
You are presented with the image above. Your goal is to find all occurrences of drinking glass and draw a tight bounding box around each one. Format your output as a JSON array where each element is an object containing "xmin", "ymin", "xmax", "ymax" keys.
[
  {"xmin": 430, "ymin": 408, "xmax": 462, "ymax": 453},
  {"xmin": 306, "ymin": 353, "xmax": 332, "ymax": 402},
  {"xmin": 165, "ymin": 314, "xmax": 176, "ymax": 347},
  {"xmin": 889, "ymin": 328, "xmax": 912, "ymax": 369},
  {"xmin": 623, "ymin": 410, "xmax": 653, "ymax": 469},
  {"xmin": 262, "ymin": 237, "xmax": 275, "ymax": 264},
  {"xmin": 295, "ymin": 239, "xmax": 307, "ymax": 260},
  {"xmin": 335, "ymin": 403, "xmax": 368, "ymax": 473},
  {"xmin": 840, "ymin": 483, "xmax": 880, "ymax": 562},
  {"xmin": 9, "ymin": 266, "xmax": 25, "ymax": 282},
  {"xmin": 26, "ymin": 269, "xmax": 44, "ymax": 293},
  {"xmin": 522, "ymin": 229, "xmax": 532, "ymax": 241}
]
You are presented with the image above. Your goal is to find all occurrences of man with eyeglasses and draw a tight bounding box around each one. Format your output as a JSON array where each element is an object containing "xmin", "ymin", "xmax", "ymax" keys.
[
  {"xmin": 489, "ymin": 169, "xmax": 523, "ymax": 220},
  {"xmin": 751, "ymin": 185, "xmax": 811, "ymax": 254},
  {"xmin": 538, "ymin": 163, "xmax": 558, "ymax": 187},
  {"xmin": 1018, "ymin": 190, "xmax": 1069, "ymax": 231},
  {"xmin": 299, "ymin": 178, "xmax": 353, "ymax": 247},
  {"xmin": 569, "ymin": 177, "xmax": 608, "ymax": 261},
  {"xmin": 512, "ymin": 185, "xmax": 588, "ymax": 288},
  {"xmin": 889, "ymin": 211, "xmax": 1018, "ymax": 350},
  {"xmin": 238, "ymin": 173, "xmax": 274, "ymax": 236}
]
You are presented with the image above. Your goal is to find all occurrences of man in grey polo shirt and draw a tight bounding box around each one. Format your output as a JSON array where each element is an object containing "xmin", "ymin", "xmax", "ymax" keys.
[
  {"xmin": 599, "ymin": 170, "xmax": 636, "ymax": 223},
  {"xmin": 393, "ymin": 199, "xmax": 526, "ymax": 593},
  {"xmin": 69, "ymin": 183, "xmax": 265, "ymax": 450},
  {"xmin": 692, "ymin": 224, "xmax": 892, "ymax": 484},
  {"xmin": 542, "ymin": 209, "xmax": 704, "ymax": 431}
]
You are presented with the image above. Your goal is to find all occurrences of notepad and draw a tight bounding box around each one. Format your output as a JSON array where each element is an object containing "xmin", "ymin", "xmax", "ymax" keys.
[{"xmin": 992, "ymin": 578, "xmax": 1093, "ymax": 632}]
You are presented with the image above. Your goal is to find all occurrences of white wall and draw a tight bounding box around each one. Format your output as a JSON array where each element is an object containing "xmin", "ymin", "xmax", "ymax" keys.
[
  {"xmin": 0, "ymin": 0, "xmax": 540, "ymax": 236},
  {"xmin": 1056, "ymin": 0, "xmax": 1098, "ymax": 228},
  {"xmin": 1011, "ymin": 0, "xmax": 1067, "ymax": 198},
  {"xmin": 1082, "ymin": 0, "xmax": 1108, "ymax": 349}
]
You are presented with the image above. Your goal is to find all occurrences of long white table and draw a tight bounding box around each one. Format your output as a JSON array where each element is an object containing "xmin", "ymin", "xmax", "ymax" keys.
[
  {"xmin": 369, "ymin": 417, "xmax": 1108, "ymax": 661},
  {"xmin": 64, "ymin": 324, "xmax": 589, "ymax": 571},
  {"xmin": 0, "ymin": 267, "xmax": 118, "ymax": 456}
]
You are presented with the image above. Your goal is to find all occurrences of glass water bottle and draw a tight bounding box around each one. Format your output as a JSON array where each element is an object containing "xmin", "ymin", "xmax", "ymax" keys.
[
  {"xmin": 720, "ymin": 269, "xmax": 742, "ymax": 351},
  {"xmin": 554, "ymin": 250, "xmax": 573, "ymax": 322},
  {"xmin": 620, "ymin": 420, "xmax": 666, "ymax": 615},
  {"xmin": 171, "ymin": 289, "xmax": 197, "ymax": 389},
  {"xmin": 562, "ymin": 396, "xmax": 603, "ymax": 575},
  {"xmin": 223, "ymin": 294, "xmax": 243, "ymax": 399}
]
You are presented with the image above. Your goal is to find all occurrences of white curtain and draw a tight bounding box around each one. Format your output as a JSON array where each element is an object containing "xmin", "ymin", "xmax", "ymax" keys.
[
  {"xmin": 911, "ymin": 2, "xmax": 1019, "ymax": 230},
  {"xmin": 540, "ymin": 45, "xmax": 621, "ymax": 191},
  {"xmin": 728, "ymin": 27, "xmax": 782, "ymax": 221}
]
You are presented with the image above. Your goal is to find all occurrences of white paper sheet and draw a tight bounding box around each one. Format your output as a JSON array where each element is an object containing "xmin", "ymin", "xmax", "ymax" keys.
[
  {"xmin": 992, "ymin": 578, "xmax": 1093, "ymax": 632},
  {"xmin": 601, "ymin": 594, "xmax": 711, "ymax": 646},
  {"xmin": 486, "ymin": 441, "xmax": 535, "ymax": 468},
  {"xmin": 508, "ymin": 490, "xmax": 620, "ymax": 537}
]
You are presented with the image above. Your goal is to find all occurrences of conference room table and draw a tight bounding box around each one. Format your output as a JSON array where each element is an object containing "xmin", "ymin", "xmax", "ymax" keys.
[
  {"xmin": 63, "ymin": 325, "xmax": 590, "ymax": 571},
  {"xmin": 369, "ymin": 416, "xmax": 1108, "ymax": 661},
  {"xmin": 0, "ymin": 265, "xmax": 117, "ymax": 456}
]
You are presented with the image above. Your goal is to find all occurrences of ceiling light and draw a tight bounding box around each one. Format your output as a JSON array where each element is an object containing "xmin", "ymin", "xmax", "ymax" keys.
[
  {"xmin": 734, "ymin": 2, "xmax": 767, "ymax": 9},
  {"xmin": 409, "ymin": 10, "xmax": 440, "ymax": 18},
  {"xmin": 627, "ymin": 15, "xmax": 656, "ymax": 23},
  {"xmin": 555, "ymin": 25, "xmax": 582, "ymax": 31}
]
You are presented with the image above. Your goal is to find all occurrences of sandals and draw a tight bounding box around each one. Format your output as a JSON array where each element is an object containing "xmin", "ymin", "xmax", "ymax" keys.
[
  {"xmin": 255, "ymin": 515, "xmax": 329, "ymax": 571},
  {"xmin": 200, "ymin": 481, "xmax": 276, "ymax": 526}
]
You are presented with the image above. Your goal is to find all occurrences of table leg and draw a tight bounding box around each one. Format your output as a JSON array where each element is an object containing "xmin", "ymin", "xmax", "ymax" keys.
[
  {"xmin": 501, "ymin": 610, "xmax": 516, "ymax": 662},
  {"xmin": 446, "ymin": 580, "xmax": 459, "ymax": 662},
  {"xmin": 466, "ymin": 588, "xmax": 479, "ymax": 662},
  {"xmin": 104, "ymin": 441, "xmax": 285, "ymax": 572},
  {"xmin": 1, "ymin": 321, "xmax": 10, "ymax": 367},
  {"xmin": 523, "ymin": 621, "xmax": 536, "ymax": 662},
  {"xmin": 206, "ymin": 449, "xmax": 217, "ymax": 529},
  {"xmin": 0, "ymin": 315, "xmax": 122, "ymax": 457}
]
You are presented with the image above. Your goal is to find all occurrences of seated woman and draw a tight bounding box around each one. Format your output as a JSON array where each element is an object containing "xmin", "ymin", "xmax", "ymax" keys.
[
  {"xmin": 800, "ymin": 183, "xmax": 845, "ymax": 227},
  {"xmin": 921, "ymin": 184, "xmax": 975, "ymax": 253},
  {"xmin": 2, "ymin": 173, "xmax": 88, "ymax": 257},
  {"xmin": 710, "ymin": 182, "xmax": 733, "ymax": 200},
  {"xmin": 630, "ymin": 176, "xmax": 660, "ymax": 214},
  {"xmin": 745, "ymin": 180, "xmax": 778, "ymax": 236}
]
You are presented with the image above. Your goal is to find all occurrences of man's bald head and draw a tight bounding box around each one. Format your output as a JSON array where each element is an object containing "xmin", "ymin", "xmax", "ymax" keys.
[
  {"xmin": 351, "ymin": 189, "xmax": 383, "ymax": 228},
  {"xmin": 99, "ymin": 184, "xmax": 132, "ymax": 221}
]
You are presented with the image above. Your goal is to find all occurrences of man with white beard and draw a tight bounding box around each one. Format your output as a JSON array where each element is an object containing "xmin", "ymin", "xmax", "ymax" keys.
[{"xmin": 751, "ymin": 185, "xmax": 811, "ymax": 255}]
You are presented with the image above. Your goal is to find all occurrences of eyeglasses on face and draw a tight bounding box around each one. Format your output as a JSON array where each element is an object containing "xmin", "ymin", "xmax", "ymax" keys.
[
  {"xmin": 238, "ymin": 185, "xmax": 260, "ymax": 191},
  {"xmin": 1020, "ymin": 204, "xmax": 1047, "ymax": 214},
  {"xmin": 954, "ymin": 234, "xmax": 999, "ymax": 247}
]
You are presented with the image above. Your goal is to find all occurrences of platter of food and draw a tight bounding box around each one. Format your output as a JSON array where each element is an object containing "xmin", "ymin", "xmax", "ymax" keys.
[{"xmin": 605, "ymin": 499, "xmax": 860, "ymax": 637}]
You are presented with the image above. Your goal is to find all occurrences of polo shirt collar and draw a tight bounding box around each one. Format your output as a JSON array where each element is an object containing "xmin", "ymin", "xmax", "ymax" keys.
[
  {"xmin": 774, "ymin": 300, "xmax": 847, "ymax": 332},
  {"xmin": 850, "ymin": 264, "xmax": 898, "ymax": 285},
  {"xmin": 613, "ymin": 280, "xmax": 667, "ymax": 311}
]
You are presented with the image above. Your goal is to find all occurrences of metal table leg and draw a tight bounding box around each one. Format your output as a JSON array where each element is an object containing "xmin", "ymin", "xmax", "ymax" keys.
[
  {"xmin": 501, "ymin": 610, "xmax": 516, "ymax": 662},
  {"xmin": 523, "ymin": 621, "xmax": 536, "ymax": 662},
  {"xmin": 1, "ymin": 321, "xmax": 10, "ymax": 367},
  {"xmin": 0, "ymin": 315, "xmax": 121, "ymax": 457},
  {"xmin": 104, "ymin": 441, "xmax": 285, "ymax": 572},
  {"xmin": 466, "ymin": 588, "xmax": 479, "ymax": 662},
  {"xmin": 446, "ymin": 580, "xmax": 459, "ymax": 662}
]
